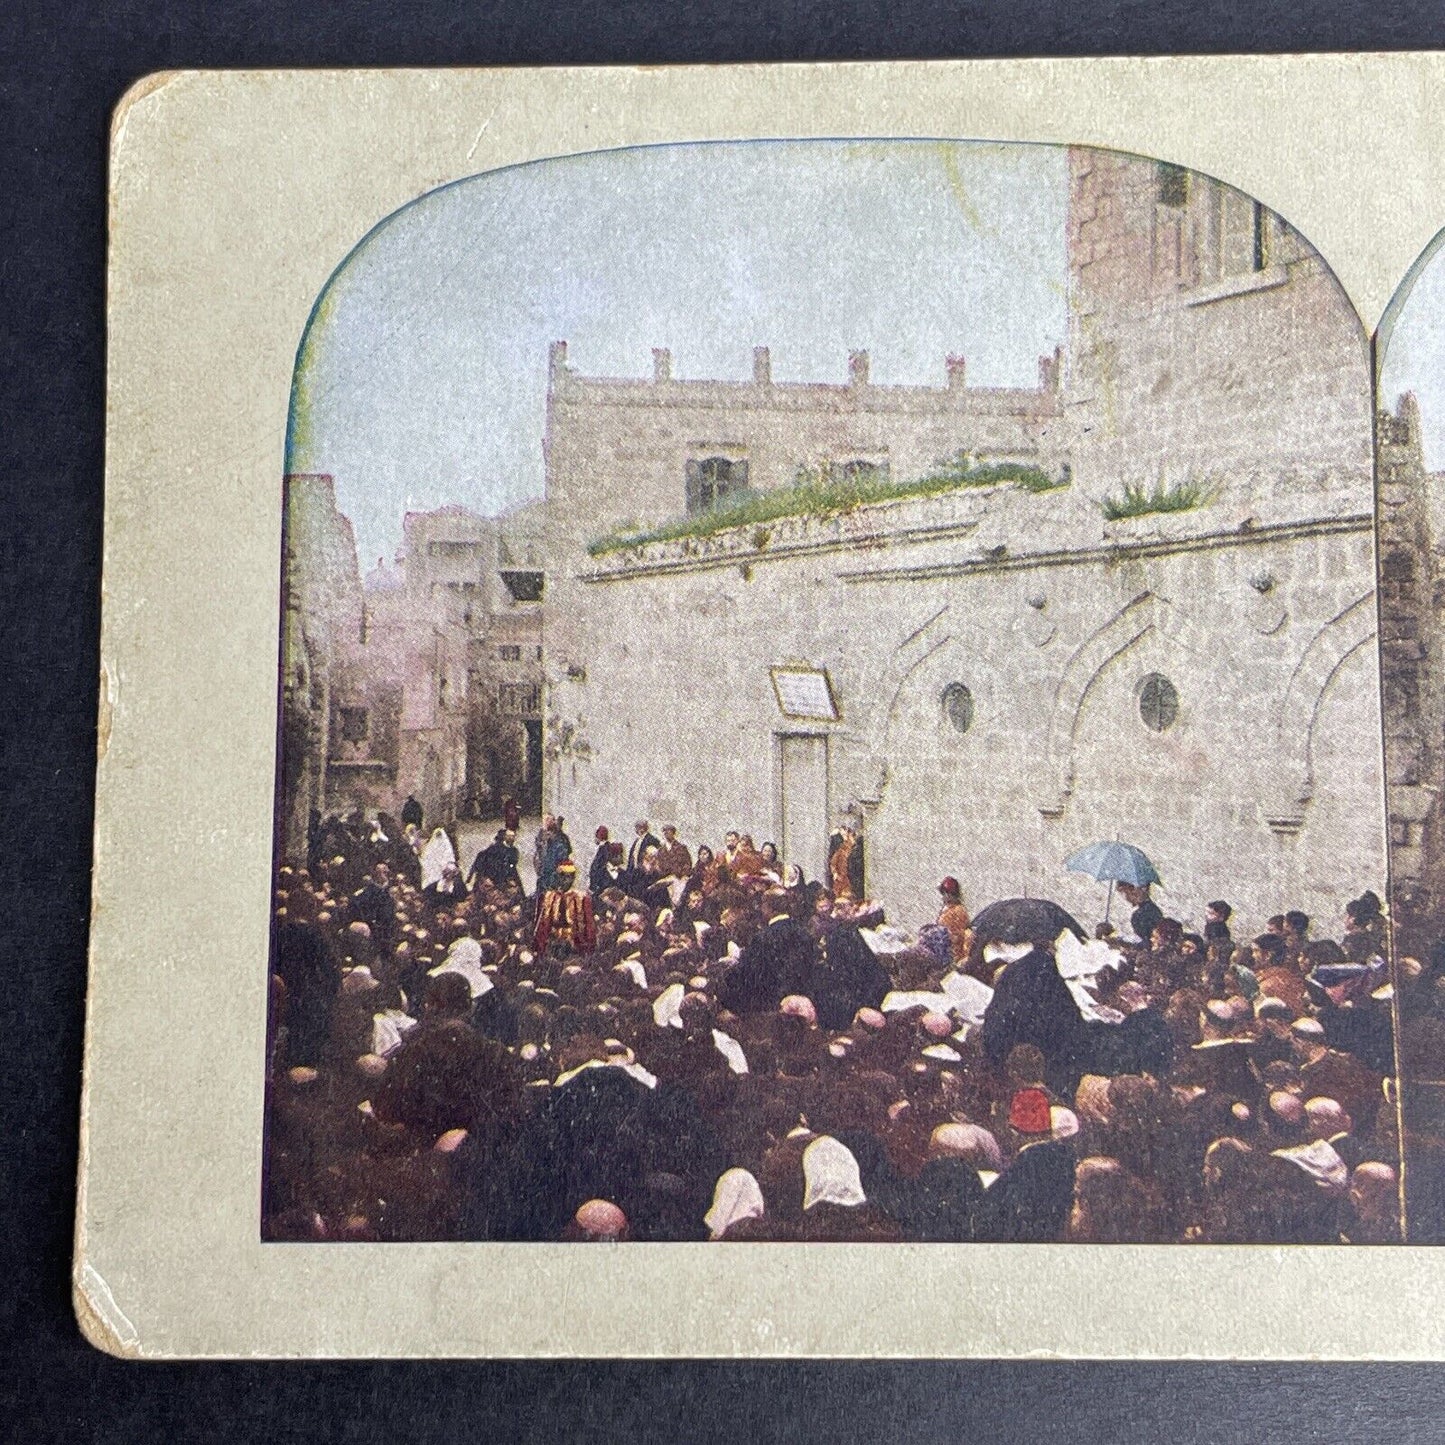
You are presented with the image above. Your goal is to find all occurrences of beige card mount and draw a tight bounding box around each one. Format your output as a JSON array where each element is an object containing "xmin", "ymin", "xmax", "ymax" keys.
[{"xmin": 84, "ymin": 57, "xmax": 1445, "ymax": 1358}]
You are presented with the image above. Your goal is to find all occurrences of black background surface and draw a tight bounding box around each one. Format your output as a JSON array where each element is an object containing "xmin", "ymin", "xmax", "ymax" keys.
[{"xmin": 7, "ymin": 0, "xmax": 1445, "ymax": 1438}]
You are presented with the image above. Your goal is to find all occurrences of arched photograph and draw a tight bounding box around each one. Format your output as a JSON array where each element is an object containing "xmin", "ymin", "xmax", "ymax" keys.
[{"xmin": 265, "ymin": 139, "xmax": 1401, "ymax": 1246}]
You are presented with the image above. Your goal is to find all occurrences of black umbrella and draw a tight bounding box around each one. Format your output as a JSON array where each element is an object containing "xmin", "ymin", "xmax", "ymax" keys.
[{"xmin": 969, "ymin": 897, "xmax": 1086, "ymax": 948}]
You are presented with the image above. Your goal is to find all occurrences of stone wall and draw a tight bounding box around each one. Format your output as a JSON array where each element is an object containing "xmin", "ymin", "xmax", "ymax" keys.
[
  {"xmin": 278, "ymin": 474, "xmax": 365, "ymax": 857},
  {"xmin": 1066, "ymin": 149, "xmax": 1373, "ymax": 515},
  {"xmin": 547, "ymin": 497, "xmax": 1383, "ymax": 936},
  {"xmin": 544, "ymin": 340, "xmax": 1065, "ymax": 553}
]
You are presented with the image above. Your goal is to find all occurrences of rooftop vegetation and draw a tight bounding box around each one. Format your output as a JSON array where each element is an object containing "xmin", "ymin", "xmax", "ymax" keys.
[
  {"xmin": 586, "ymin": 454, "xmax": 1067, "ymax": 557},
  {"xmin": 1099, "ymin": 478, "xmax": 1211, "ymax": 522}
]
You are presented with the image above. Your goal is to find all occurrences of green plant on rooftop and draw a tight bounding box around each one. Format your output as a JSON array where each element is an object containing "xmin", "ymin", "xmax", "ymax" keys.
[
  {"xmin": 1100, "ymin": 478, "xmax": 1212, "ymax": 522},
  {"xmin": 586, "ymin": 453, "xmax": 1067, "ymax": 557}
]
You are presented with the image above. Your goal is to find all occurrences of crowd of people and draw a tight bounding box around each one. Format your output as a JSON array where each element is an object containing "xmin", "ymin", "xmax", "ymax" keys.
[{"xmin": 265, "ymin": 800, "xmax": 1407, "ymax": 1245}]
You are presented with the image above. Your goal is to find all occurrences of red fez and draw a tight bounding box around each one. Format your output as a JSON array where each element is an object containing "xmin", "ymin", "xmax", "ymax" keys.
[
  {"xmin": 595, "ymin": 826, "xmax": 609, "ymax": 842},
  {"xmin": 1009, "ymin": 1087, "xmax": 1052, "ymax": 1134},
  {"xmin": 939, "ymin": 877, "xmax": 961, "ymax": 896}
]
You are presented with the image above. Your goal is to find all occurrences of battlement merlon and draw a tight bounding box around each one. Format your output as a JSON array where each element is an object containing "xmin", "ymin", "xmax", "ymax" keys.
[{"xmin": 544, "ymin": 342, "xmax": 1064, "ymax": 416}]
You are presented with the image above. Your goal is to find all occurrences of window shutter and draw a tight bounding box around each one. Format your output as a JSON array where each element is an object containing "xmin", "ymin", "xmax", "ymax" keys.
[
  {"xmin": 685, "ymin": 458, "xmax": 703, "ymax": 513},
  {"xmin": 731, "ymin": 458, "xmax": 750, "ymax": 494},
  {"xmin": 1219, "ymin": 187, "xmax": 1254, "ymax": 278}
]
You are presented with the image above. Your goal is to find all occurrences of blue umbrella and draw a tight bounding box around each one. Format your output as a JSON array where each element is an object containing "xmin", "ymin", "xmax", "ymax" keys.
[{"xmin": 1064, "ymin": 840, "xmax": 1161, "ymax": 924}]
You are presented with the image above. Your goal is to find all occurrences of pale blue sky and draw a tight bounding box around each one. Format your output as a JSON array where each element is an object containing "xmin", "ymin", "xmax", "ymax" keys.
[
  {"xmin": 288, "ymin": 139, "xmax": 1070, "ymax": 568},
  {"xmin": 1381, "ymin": 230, "xmax": 1445, "ymax": 471}
]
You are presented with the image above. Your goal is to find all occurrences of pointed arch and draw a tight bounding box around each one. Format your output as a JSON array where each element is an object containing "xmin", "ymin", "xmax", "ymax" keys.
[
  {"xmin": 1037, "ymin": 591, "xmax": 1178, "ymax": 815},
  {"xmin": 1264, "ymin": 593, "xmax": 1378, "ymax": 831},
  {"xmin": 846, "ymin": 599, "xmax": 1016, "ymax": 811}
]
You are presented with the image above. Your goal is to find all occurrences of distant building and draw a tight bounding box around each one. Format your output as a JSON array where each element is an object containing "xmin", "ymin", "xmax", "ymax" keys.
[
  {"xmin": 278, "ymin": 486, "xmax": 544, "ymax": 853},
  {"xmin": 542, "ymin": 148, "xmax": 1385, "ymax": 933}
]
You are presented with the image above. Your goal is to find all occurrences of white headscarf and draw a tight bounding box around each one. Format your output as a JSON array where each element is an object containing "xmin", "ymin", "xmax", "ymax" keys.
[
  {"xmin": 881, "ymin": 989, "xmax": 955, "ymax": 1015},
  {"xmin": 982, "ymin": 940, "xmax": 1034, "ymax": 966},
  {"xmin": 802, "ymin": 1136, "xmax": 867, "ymax": 1210},
  {"xmin": 704, "ymin": 1168, "xmax": 765, "ymax": 1239},
  {"xmin": 711, "ymin": 1029, "xmax": 749, "ymax": 1075},
  {"xmin": 371, "ymin": 1008, "xmax": 419, "ymax": 1058},
  {"xmin": 940, "ymin": 970, "xmax": 994, "ymax": 1025},
  {"xmin": 428, "ymin": 936, "xmax": 493, "ymax": 999},
  {"xmin": 614, "ymin": 958, "xmax": 648, "ymax": 990},
  {"xmin": 1272, "ymin": 1138, "xmax": 1349, "ymax": 1193},
  {"xmin": 420, "ymin": 828, "xmax": 456, "ymax": 890},
  {"xmin": 1055, "ymin": 930, "xmax": 1124, "ymax": 980},
  {"xmin": 553, "ymin": 1057, "xmax": 659, "ymax": 1090},
  {"xmin": 653, "ymin": 981, "xmax": 686, "ymax": 1029}
]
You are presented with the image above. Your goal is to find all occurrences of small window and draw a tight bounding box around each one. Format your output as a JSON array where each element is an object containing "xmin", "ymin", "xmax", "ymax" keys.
[
  {"xmin": 1217, "ymin": 186, "xmax": 1268, "ymax": 279},
  {"xmin": 499, "ymin": 682, "xmax": 542, "ymax": 716},
  {"xmin": 428, "ymin": 540, "xmax": 478, "ymax": 559},
  {"xmin": 338, "ymin": 707, "xmax": 369, "ymax": 744},
  {"xmin": 940, "ymin": 682, "xmax": 974, "ymax": 735},
  {"xmin": 1156, "ymin": 162, "xmax": 1189, "ymax": 208},
  {"xmin": 501, "ymin": 570, "xmax": 544, "ymax": 603},
  {"xmin": 1138, "ymin": 673, "xmax": 1179, "ymax": 733},
  {"xmin": 498, "ymin": 644, "xmax": 522, "ymax": 662},
  {"xmin": 686, "ymin": 455, "xmax": 749, "ymax": 514}
]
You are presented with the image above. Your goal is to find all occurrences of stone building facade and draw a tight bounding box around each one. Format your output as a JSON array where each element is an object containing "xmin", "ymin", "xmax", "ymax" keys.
[
  {"xmin": 543, "ymin": 337, "xmax": 1066, "ymax": 550},
  {"xmin": 1064, "ymin": 151, "xmax": 1372, "ymax": 511},
  {"xmin": 541, "ymin": 147, "xmax": 1386, "ymax": 935},
  {"xmin": 361, "ymin": 503, "xmax": 546, "ymax": 823}
]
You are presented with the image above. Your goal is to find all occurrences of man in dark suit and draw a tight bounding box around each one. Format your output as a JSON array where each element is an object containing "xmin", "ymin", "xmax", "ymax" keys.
[
  {"xmin": 621, "ymin": 818, "xmax": 662, "ymax": 897},
  {"xmin": 1119, "ymin": 882, "xmax": 1163, "ymax": 946},
  {"xmin": 350, "ymin": 861, "xmax": 397, "ymax": 953},
  {"xmin": 980, "ymin": 944, "xmax": 1090, "ymax": 1099},
  {"xmin": 588, "ymin": 826, "xmax": 617, "ymax": 896},
  {"xmin": 400, "ymin": 794, "xmax": 424, "ymax": 830},
  {"xmin": 468, "ymin": 829, "xmax": 522, "ymax": 893},
  {"xmin": 626, "ymin": 818, "xmax": 661, "ymax": 873}
]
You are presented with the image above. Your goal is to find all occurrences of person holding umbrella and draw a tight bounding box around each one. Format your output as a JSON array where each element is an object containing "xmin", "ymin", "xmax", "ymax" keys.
[
  {"xmin": 1063, "ymin": 839, "xmax": 1163, "ymax": 941},
  {"xmin": 1120, "ymin": 883, "xmax": 1163, "ymax": 946}
]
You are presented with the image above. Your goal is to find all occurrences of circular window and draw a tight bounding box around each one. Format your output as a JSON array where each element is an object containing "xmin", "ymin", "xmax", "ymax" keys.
[
  {"xmin": 1137, "ymin": 673, "xmax": 1179, "ymax": 732},
  {"xmin": 940, "ymin": 682, "xmax": 975, "ymax": 735}
]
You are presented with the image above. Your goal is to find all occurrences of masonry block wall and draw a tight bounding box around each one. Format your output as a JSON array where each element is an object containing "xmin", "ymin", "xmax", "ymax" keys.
[
  {"xmin": 541, "ymin": 143, "xmax": 1386, "ymax": 934},
  {"xmin": 543, "ymin": 340, "xmax": 1064, "ymax": 549},
  {"xmin": 545, "ymin": 493, "xmax": 1383, "ymax": 934},
  {"xmin": 1066, "ymin": 149, "xmax": 1373, "ymax": 515},
  {"xmin": 280, "ymin": 474, "xmax": 365, "ymax": 857},
  {"xmin": 1377, "ymin": 394, "xmax": 1445, "ymax": 926}
]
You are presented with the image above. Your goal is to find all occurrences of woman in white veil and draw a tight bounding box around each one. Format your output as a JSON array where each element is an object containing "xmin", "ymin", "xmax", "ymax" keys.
[{"xmin": 419, "ymin": 827, "xmax": 457, "ymax": 892}]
